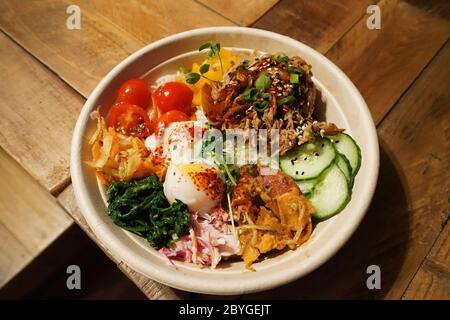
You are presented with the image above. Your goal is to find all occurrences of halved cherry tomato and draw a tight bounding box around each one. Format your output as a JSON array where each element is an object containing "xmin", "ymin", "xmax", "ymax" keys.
[
  {"xmin": 155, "ymin": 110, "xmax": 190, "ymax": 134},
  {"xmin": 107, "ymin": 102, "xmax": 152, "ymax": 138},
  {"xmin": 153, "ymin": 82, "xmax": 193, "ymax": 115},
  {"xmin": 148, "ymin": 106, "xmax": 159, "ymax": 134},
  {"xmin": 117, "ymin": 78, "xmax": 151, "ymax": 108}
]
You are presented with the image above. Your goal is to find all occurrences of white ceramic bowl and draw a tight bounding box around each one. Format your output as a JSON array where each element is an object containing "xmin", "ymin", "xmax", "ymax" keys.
[{"xmin": 71, "ymin": 27, "xmax": 379, "ymax": 295}]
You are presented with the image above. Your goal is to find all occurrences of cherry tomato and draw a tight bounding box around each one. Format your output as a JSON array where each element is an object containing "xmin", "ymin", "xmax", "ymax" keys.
[
  {"xmin": 107, "ymin": 102, "xmax": 152, "ymax": 138},
  {"xmin": 148, "ymin": 106, "xmax": 159, "ymax": 134},
  {"xmin": 153, "ymin": 82, "xmax": 193, "ymax": 114},
  {"xmin": 155, "ymin": 110, "xmax": 190, "ymax": 134},
  {"xmin": 117, "ymin": 78, "xmax": 151, "ymax": 108}
]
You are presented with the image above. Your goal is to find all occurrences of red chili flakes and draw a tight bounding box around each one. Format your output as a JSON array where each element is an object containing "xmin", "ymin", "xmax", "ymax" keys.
[{"xmin": 188, "ymin": 168, "xmax": 225, "ymax": 201}]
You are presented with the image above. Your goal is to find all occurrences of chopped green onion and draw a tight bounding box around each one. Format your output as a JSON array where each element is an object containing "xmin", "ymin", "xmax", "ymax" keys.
[
  {"xmin": 185, "ymin": 73, "xmax": 200, "ymax": 84},
  {"xmin": 285, "ymin": 66, "xmax": 301, "ymax": 74},
  {"xmin": 274, "ymin": 54, "xmax": 289, "ymax": 63},
  {"xmin": 261, "ymin": 92, "xmax": 270, "ymax": 99},
  {"xmin": 277, "ymin": 95, "xmax": 296, "ymax": 106},
  {"xmin": 243, "ymin": 88, "xmax": 258, "ymax": 101},
  {"xmin": 290, "ymin": 73, "xmax": 299, "ymax": 84},
  {"xmin": 199, "ymin": 64, "xmax": 210, "ymax": 74},
  {"xmin": 254, "ymin": 100, "xmax": 269, "ymax": 112},
  {"xmin": 242, "ymin": 59, "xmax": 250, "ymax": 69},
  {"xmin": 255, "ymin": 72, "xmax": 272, "ymax": 91}
]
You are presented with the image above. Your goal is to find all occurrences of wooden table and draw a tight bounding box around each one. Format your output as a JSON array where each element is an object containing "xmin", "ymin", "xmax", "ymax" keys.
[{"xmin": 0, "ymin": 0, "xmax": 448, "ymax": 300}]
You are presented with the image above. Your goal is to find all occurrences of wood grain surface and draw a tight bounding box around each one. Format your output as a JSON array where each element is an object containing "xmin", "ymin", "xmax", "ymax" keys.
[
  {"xmin": 0, "ymin": 32, "xmax": 83, "ymax": 194},
  {"xmin": 0, "ymin": 0, "xmax": 235, "ymax": 97},
  {"xmin": 244, "ymin": 39, "xmax": 450, "ymax": 300},
  {"xmin": 57, "ymin": 185, "xmax": 189, "ymax": 300},
  {"xmin": 403, "ymin": 224, "xmax": 450, "ymax": 299},
  {"xmin": 326, "ymin": 0, "xmax": 450, "ymax": 124},
  {"xmin": 254, "ymin": 0, "xmax": 375, "ymax": 53},
  {"xmin": 80, "ymin": 0, "xmax": 236, "ymax": 43},
  {"xmin": 197, "ymin": 0, "xmax": 278, "ymax": 25},
  {"xmin": 0, "ymin": 148, "xmax": 72, "ymax": 287}
]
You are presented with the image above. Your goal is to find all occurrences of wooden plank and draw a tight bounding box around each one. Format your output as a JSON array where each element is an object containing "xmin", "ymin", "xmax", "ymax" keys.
[
  {"xmin": 197, "ymin": 0, "xmax": 278, "ymax": 26},
  {"xmin": 325, "ymin": 0, "xmax": 450, "ymax": 124},
  {"xmin": 0, "ymin": 31, "xmax": 83, "ymax": 194},
  {"xmin": 0, "ymin": 147, "xmax": 73, "ymax": 287},
  {"xmin": 253, "ymin": 0, "xmax": 375, "ymax": 54},
  {"xmin": 0, "ymin": 222, "xmax": 32, "ymax": 288},
  {"xmin": 0, "ymin": 0, "xmax": 234, "ymax": 98},
  {"xmin": 402, "ymin": 224, "xmax": 449, "ymax": 299},
  {"xmin": 82, "ymin": 0, "xmax": 235, "ymax": 43},
  {"xmin": 244, "ymin": 38, "xmax": 450, "ymax": 300},
  {"xmin": 0, "ymin": 0, "xmax": 143, "ymax": 98},
  {"xmin": 57, "ymin": 185, "xmax": 190, "ymax": 300}
]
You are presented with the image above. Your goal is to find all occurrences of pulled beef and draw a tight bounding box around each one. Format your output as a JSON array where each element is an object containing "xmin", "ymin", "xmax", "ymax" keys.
[{"xmin": 203, "ymin": 54, "xmax": 342, "ymax": 154}]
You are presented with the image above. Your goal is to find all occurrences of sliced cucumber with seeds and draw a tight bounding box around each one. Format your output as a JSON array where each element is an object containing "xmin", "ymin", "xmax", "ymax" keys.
[
  {"xmin": 308, "ymin": 164, "xmax": 350, "ymax": 220},
  {"xmin": 329, "ymin": 133, "xmax": 361, "ymax": 177},
  {"xmin": 336, "ymin": 153, "xmax": 352, "ymax": 184},
  {"xmin": 281, "ymin": 138, "xmax": 336, "ymax": 180},
  {"xmin": 297, "ymin": 178, "xmax": 318, "ymax": 195}
]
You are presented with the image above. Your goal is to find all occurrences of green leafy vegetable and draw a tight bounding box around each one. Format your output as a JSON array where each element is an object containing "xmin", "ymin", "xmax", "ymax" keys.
[
  {"xmin": 255, "ymin": 72, "xmax": 272, "ymax": 91},
  {"xmin": 107, "ymin": 175, "xmax": 190, "ymax": 249}
]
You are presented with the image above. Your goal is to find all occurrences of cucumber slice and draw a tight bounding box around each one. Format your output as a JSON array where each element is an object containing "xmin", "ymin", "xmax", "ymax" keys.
[
  {"xmin": 297, "ymin": 179, "xmax": 318, "ymax": 195},
  {"xmin": 280, "ymin": 138, "xmax": 336, "ymax": 180},
  {"xmin": 336, "ymin": 153, "xmax": 352, "ymax": 184},
  {"xmin": 308, "ymin": 164, "xmax": 350, "ymax": 220},
  {"xmin": 329, "ymin": 133, "xmax": 361, "ymax": 176}
]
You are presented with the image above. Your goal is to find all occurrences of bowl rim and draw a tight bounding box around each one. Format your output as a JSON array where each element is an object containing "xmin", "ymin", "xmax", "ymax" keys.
[{"xmin": 71, "ymin": 26, "xmax": 379, "ymax": 295}]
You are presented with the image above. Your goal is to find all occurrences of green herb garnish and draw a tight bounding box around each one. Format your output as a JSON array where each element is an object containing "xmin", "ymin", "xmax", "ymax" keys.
[
  {"xmin": 185, "ymin": 42, "xmax": 224, "ymax": 84},
  {"xmin": 185, "ymin": 72, "xmax": 201, "ymax": 84},
  {"xmin": 199, "ymin": 63, "xmax": 210, "ymax": 74},
  {"xmin": 242, "ymin": 59, "xmax": 250, "ymax": 69},
  {"xmin": 198, "ymin": 42, "xmax": 212, "ymax": 51},
  {"xmin": 277, "ymin": 95, "xmax": 296, "ymax": 106},
  {"xmin": 200, "ymin": 42, "xmax": 223, "ymax": 75},
  {"xmin": 107, "ymin": 175, "xmax": 190, "ymax": 249}
]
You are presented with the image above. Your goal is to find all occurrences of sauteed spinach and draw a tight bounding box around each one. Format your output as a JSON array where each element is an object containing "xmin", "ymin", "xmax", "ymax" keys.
[{"xmin": 106, "ymin": 175, "xmax": 190, "ymax": 249}]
